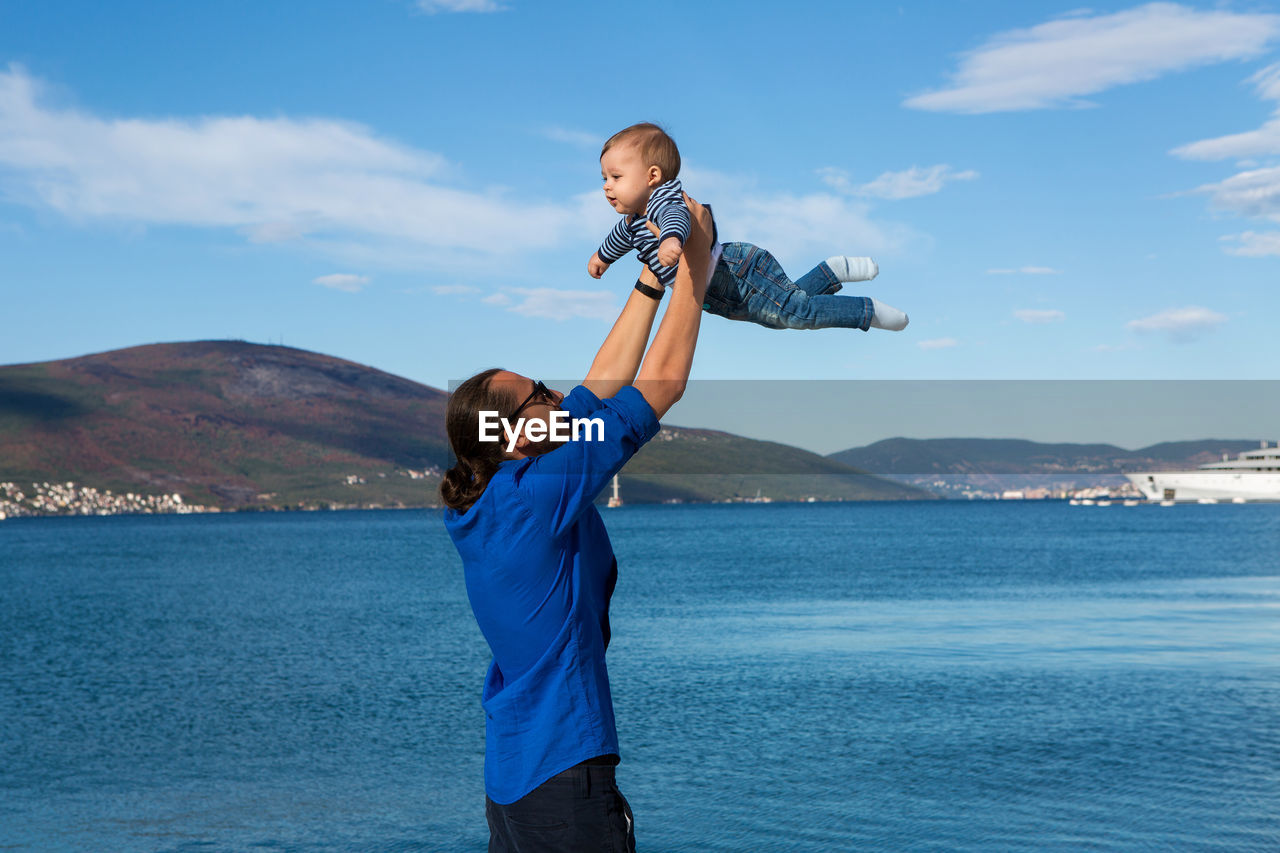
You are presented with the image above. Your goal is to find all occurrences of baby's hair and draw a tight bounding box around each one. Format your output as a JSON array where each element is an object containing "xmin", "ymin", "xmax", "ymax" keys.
[{"xmin": 601, "ymin": 122, "xmax": 681, "ymax": 181}]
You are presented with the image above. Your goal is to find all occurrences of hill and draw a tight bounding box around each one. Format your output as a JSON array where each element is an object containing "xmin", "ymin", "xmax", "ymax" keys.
[
  {"xmin": 829, "ymin": 437, "xmax": 1264, "ymax": 474},
  {"xmin": 827, "ymin": 436, "xmax": 1266, "ymax": 496},
  {"xmin": 0, "ymin": 341, "xmax": 930, "ymax": 511},
  {"xmin": 621, "ymin": 426, "xmax": 927, "ymax": 503},
  {"xmin": 0, "ymin": 341, "xmax": 451, "ymax": 508}
]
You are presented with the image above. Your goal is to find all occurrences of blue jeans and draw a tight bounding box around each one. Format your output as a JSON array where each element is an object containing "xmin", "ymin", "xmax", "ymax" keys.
[{"xmin": 703, "ymin": 242, "xmax": 873, "ymax": 331}]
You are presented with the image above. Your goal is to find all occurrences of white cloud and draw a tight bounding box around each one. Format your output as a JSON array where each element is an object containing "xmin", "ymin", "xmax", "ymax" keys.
[
  {"xmin": 246, "ymin": 221, "xmax": 309, "ymax": 243},
  {"xmin": 814, "ymin": 168, "xmax": 856, "ymax": 194},
  {"xmin": 312, "ymin": 273, "xmax": 370, "ymax": 293},
  {"xmin": 684, "ymin": 166, "xmax": 912, "ymax": 265},
  {"xmin": 986, "ymin": 266, "xmax": 1062, "ymax": 275},
  {"xmin": 482, "ymin": 293, "xmax": 511, "ymax": 306},
  {"xmin": 431, "ymin": 284, "xmax": 480, "ymax": 295},
  {"xmin": 818, "ymin": 164, "xmax": 977, "ymax": 200},
  {"xmin": 918, "ymin": 337, "xmax": 959, "ymax": 350},
  {"xmin": 1173, "ymin": 63, "xmax": 1280, "ymax": 160},
  {"xmin": 727, "ymin": 193, "xmax": 905, "ymax": 262},
  {"xmin": 905, "ymin": 4, "xmax": 1280, "ymax": 114},
  {"xmin": 416, "ymin": 0, "xmax": 504, "ymax": 13},
  {"xmin": 1126, "ymin": 305, "xmax": 1227, "ymax": 342},
  {"xmin": 1014, "ymin": 309, "xmax": 1065, "ymax": 324},
  {"xmin": 1172, "ymin": 63, "xmax": 1280, "ymax": 252},
  {"xmin": 539, "ymin": 125, "xmax": 600, "ymax": 148},
  {"xmin": 496, "ymin": 288, "xmax": 619, "ymax": 322},
  {"xmin": 0, "ymin": 68, "xmax": 918, "ymax": 278},
  {"xmin": 1172, "ymin": 115, "xmax": 1280, "ymax": 163},
  {"xmin": 1253, "ymin": 62, "xmax": 1280, "ymax": 103},
  {"xmin": 1220, "ymin": 230, "xmax": 1280, "ymax": 256},
  {"xmin": 0, "ymin": 65, "xmax": 585, "ymax": 269},
  {"xmin": 1192, "ymin": 165, "xmax": 1280, "ymax": 221}
]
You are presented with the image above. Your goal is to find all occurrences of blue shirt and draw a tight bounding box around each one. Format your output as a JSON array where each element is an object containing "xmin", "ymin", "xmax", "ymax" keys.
[{"xmin": 443, "ymin": 384, "xmax": 660, "ymax": 804}]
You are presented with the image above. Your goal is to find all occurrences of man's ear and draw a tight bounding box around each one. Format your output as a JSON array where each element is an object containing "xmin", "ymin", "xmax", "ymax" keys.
[{"xmin": 499, "ymin": 419, "xmax": 527, "ymax": 459}]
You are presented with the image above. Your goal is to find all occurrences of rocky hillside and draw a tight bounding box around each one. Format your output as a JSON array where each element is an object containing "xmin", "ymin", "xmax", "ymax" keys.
[
  {"xmin": 0, "ymin": 342, "xmax": 930, "ymax": 510},
  {"xmin": 0, "ymin": 341, "xmax": 449, "ymax": 508}
]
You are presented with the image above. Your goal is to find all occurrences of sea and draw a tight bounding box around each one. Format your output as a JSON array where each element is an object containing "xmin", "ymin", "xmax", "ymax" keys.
[{"xmin": 1, "ymin": 502, "xmax": 1277, "ymax": 852}]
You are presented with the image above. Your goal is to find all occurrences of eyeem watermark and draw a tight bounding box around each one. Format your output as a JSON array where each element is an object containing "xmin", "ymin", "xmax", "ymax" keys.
[{"xmin": 479, "ymin": 410, "xmax": 605, "ymax": 452}]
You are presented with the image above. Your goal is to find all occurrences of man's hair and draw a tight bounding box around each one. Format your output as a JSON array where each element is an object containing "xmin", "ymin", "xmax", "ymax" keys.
[
  {"xmin": 440, "ymin": 368, "xmax": 514, "ymax": 513},
  {"xmin": 601, "ymin": 122, "xmax": 681, "ymax": 182}
]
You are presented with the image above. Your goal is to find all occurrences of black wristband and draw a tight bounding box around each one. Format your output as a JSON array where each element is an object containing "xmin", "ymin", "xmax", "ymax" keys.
[{"xmin": 634, "ymin": 280, "xmax": 665, "ymax": 300}]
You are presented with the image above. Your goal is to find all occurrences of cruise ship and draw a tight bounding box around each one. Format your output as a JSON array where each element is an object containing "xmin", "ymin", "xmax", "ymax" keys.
[{"xmin": 1125, "ymin": 441, "xmax": 1280, "ymax": 502}]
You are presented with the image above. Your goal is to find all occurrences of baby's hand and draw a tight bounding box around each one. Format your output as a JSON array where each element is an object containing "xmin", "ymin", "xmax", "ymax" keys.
[
  {"xmin": 588, "ymin": 253, "xmax": 609, "ymax": 279},
  {"xmin": 657, "ymin": 237, "xmax": 683, "ymax": 268}
]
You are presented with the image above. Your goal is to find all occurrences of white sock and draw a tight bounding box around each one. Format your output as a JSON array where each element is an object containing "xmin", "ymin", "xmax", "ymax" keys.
[
  {"xmin": 826, "ymin": 256, "xmax": 878, "ymax": 282},
  {"xmin": 869, "ymin": 298, "xmax": 908, "ymax": 331}
]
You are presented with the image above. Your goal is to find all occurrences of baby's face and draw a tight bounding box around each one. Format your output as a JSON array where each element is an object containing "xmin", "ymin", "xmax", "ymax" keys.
[{"xmin": 600, "ymin": 145, "xmax": 656, "ymax": 216}]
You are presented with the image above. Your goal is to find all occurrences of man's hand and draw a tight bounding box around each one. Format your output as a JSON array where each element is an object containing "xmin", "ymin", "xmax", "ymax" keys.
[
  {"xmin": 644, "ymin": 195, "xmax": 710, "ymax": 280},
  {"xmin": 657, "ymin": 236, "xmax": 683, "ymax": 268},
  {"xmin": 662, "ymin": 194, "xmax": 711, "ymax": 282},
  {"xmin": 588, "ymin": 252, "xmax": 610, "ymax": 279}
]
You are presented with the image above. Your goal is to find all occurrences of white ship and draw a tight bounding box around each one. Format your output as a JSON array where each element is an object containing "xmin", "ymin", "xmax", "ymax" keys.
[{"xmin": 1125, "ymin": 441, "xmax": 1280, "ymax": 502}]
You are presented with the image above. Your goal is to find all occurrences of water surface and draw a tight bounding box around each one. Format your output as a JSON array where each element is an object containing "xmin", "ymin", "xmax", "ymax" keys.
[{"xmin": 2, "ymin": 502, "xmax": 1277, "ymax": 851}]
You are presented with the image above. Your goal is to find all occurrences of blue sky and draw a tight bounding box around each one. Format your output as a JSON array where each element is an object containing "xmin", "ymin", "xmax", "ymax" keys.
[{"xmin": 2, "ymin": 1, "xmax": 1278, "ymax": 447}]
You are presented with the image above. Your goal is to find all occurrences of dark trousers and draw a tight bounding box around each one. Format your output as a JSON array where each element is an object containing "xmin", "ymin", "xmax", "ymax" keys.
[{"xmin": 486, "ymin": 759, "xmax": 636, "ymax": 852}]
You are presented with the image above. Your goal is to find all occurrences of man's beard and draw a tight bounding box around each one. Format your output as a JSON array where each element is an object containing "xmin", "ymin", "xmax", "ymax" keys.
[{"xmin": 521, "ymin": 433, "xmax": 566, "ymax": 458}]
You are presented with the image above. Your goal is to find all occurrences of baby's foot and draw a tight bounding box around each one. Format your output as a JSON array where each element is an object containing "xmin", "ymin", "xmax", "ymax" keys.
[
  {"xmin": 826, "ymin": 256, "xmax": 878, "ymax": 282},
  {"xmin": 869, "ymin": 298, "xmax": 908, "ymax": 331}
]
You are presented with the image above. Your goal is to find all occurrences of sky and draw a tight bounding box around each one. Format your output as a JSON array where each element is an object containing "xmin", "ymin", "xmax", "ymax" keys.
[{"xmin": 2, "ymin": 1, "xmax": 1278, "ymax": 450}]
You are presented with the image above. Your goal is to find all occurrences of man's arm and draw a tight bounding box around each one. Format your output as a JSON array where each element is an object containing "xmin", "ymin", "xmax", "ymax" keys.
[
  {"xmin": 583, "ymin": 196, "xmax": 712, "ymax": 403},
  {"xmin": 631, "ymin": 194, "xmax": 712, "ymax": 419},
  {"xmin": 581, "ymin": 274, "xmax": 663, "ymax": 400}
]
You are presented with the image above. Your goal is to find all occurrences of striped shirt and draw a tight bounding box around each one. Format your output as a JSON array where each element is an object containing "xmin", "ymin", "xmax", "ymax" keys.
[{"xmin": 597, "ymin": 179, "xmax": 691, "ymax": 287}]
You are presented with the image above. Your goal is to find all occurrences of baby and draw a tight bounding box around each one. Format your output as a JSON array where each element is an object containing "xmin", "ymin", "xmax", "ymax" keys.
[
  {"xmin": 588, "ymin": 124, "xmax": 690, "ymax": 287},
  {"xmin": 588, "ymin": 123, "xmax": 908, "ymax": 333}
]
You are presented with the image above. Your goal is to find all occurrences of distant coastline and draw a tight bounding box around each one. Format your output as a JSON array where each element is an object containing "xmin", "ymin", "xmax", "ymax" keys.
[{"xmin": 1, "ymin": 340, "xmax": 1265, "ymax": 514}]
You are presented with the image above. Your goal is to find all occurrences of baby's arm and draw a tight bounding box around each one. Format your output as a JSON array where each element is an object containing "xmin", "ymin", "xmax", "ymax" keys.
[
  {"xmin": 591, "ymin": 218, "xmax": 635, "ymax": 278},
  {"xmin": 588, "ymin": 253, "xmax": 609, "ymax": 279},
  {"xmin": 654, "ymin": 193, "xmax": 691, "ymax": 267}
]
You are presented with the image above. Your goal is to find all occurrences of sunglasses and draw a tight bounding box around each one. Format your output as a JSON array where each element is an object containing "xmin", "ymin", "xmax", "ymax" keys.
[{"xmin": 509, "ymin": 380, "xmax": 557, "ymax": 419}]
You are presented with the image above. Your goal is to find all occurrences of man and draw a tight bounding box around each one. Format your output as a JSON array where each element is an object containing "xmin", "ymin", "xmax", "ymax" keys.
[{"xmin": 441, "ymin": 198, "xmax": 714, "ymax": 851}]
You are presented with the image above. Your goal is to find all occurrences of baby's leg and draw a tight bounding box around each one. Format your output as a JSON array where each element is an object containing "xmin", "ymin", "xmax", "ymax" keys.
[
  {"xmin": 722, "ymin": 243, "xmax": 909, "ymax": 331},
  {"xmin": 795, "ymin": 256, "xmax": 879, "ymax": 296},
  {"xmin": 775, "ymin": 291, "xmax": 874, "ymax": 330},
  {"xmin": 868, "ymin": 298, "xmax": 908, "ymax": 330},
  {"xmin": 775, "ymin": 292, "xmax": 908, "ymax": 331}
]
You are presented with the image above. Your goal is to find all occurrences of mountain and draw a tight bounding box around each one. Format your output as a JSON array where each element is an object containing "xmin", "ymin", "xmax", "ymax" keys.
[
  {"xmin": 827, "ymin": 437, "xmax": 1266, "ymax": 496},
  {"xmin": 829, "ymin": 437, "xmax": 1264, "ymax": 474},
  {"xmin": 0, "ymin": 341, "xmax": 451, "ymax": 508},
  {"xmin": 0, "ymin": 341, "xmax": 930, "ymax": 510},
  {"xmin": 618, "ymin": 426, "xmax": 929, "ymax": 503}
]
